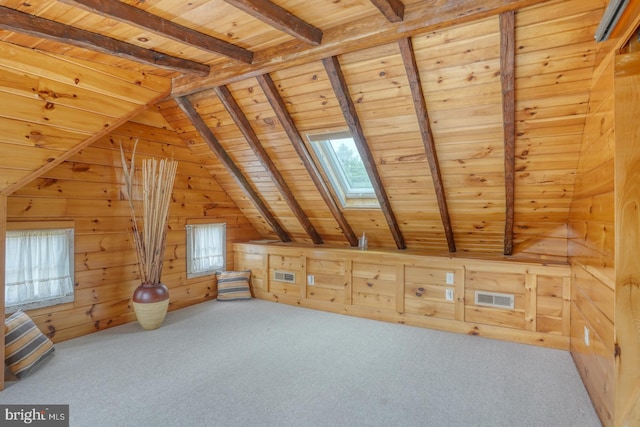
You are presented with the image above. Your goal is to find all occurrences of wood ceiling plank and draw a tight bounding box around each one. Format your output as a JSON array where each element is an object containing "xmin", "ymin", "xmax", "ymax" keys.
[
  {"xmin": 174, "ymin": 95, "xmax": 291, "ymax": 242},
  {"xmin": 0, "ymin": 69, "xmax": 141, "ymax": 119},
  {"xmin": 0, "ymin": 5, "xmax": 210, "ymax": 76},
  {"xmin": 322, "ymin": 55, "xmax": 406, "ymax": 250},
  {"xmin": 411, "ymin": 15, "xmax": 499, "ymax": 49},
  {"xmin": 61, "ymin": 0, "xmax": 253, "ymax": 63},
  {"xmin": 0, "ymin": 42, "xmax": 167, "ymax": 104},
  {"xmin": 257, "ymin": 73, "xmax": 358, "ymax": 247},
  {"xmin": 0, "ymin": 117, "xmax": 87, "ymax": 150},
  {"xmin": 0, "ymin": 92, "xmax": 111, "ymax": 134},
  {"xmin": 223, "ymin": 0, "xmax": 322, "ymax": 45},
  {"xmin": 214, "ymin": 84, "xmax": 323, "ymax": 244}
]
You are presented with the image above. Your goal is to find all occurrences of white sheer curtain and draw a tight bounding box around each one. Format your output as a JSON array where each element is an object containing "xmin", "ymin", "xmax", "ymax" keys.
[
  {"xmin": 187, "ymin": 223, "xmax": 225, "ymax": 277},
  {"xmin": 5, "ymin": 228, "xmax": 74, "ymax": 310}
]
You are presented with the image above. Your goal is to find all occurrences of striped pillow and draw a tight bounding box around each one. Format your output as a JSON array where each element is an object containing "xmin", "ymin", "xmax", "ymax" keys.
[
  {"xmin": 216, "ymin": 270, "xmax": 252, "ymax": 301},
  {"xmin": 5, "ymin": 311, "xmax": 55, "ymax": 378}
]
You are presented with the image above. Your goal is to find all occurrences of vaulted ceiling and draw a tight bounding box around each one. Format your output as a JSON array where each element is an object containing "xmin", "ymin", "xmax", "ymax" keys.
[{"xmin": 0, "ymin": 0, "xmax": 608, "ymax": 258}]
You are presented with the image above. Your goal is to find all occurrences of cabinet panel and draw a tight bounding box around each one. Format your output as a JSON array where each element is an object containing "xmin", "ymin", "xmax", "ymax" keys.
[
  {"xmin": 352, "ymin": 262, "xmax": 397, "ymax": 310},
  {"xmin": 307, "ymin": 258, "xmax": 347, "ymax": 304},
  {"xmin": 405, "ymin": 266, "xmax": 455, "ymax": 319}
]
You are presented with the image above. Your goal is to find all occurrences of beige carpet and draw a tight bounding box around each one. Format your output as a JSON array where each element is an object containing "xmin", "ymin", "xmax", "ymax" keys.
[{"xmin": 2, "ymin": 299, "xmax": 601, "ymax": 426}]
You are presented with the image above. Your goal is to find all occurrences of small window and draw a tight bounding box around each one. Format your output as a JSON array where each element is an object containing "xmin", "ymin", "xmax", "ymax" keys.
[
  {"xmin": 186, "ymin": 223, "xmax": 226, "ymax": 278},
  {"xmin": 5, "ymin": 227, "xmax": 75, "ymax": 314},
  {"xmin": 307, "ymin": 131, "xmax": 379, "ymax": 208}
]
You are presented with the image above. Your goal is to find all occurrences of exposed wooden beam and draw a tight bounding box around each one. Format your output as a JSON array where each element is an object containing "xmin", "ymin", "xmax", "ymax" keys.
[
  {"xmin": 500, "ymin": 11, "xmax": 516, "ymax": 256},
  {"xmin": 322, "ymin": 56, "xmax": 406, "ymax": 250},
  {"xmin": 175, "ymin": 96, "xmax": 291, "ymax": 242},
  {"xmin": 62, "ymin": 0, "xmax": 253, "ymax": 64},
  {"xmin": 223, "ymin": 0, "xmax": 322, "ymax": 45},
  {"xmin": 398, "ymin": 37, "xmax": 455, "ymax": 253},
  {"xmin": 214, "ymin": 85, "xmax": 323, "ymax": 245},
  {"xmin": 0, "ymin": 6, "xmax": 209, "ymax": 76},
  {"xmin": 370, "ymin": 0, "xmax": 405, "ymax": 22},
  {"xmin": 173, "ymin": 0, "xmax": 548, "ymax": 96},
  {"xmin": 256, "ymin": 73, "xmax": 359, "ymax": 247}
]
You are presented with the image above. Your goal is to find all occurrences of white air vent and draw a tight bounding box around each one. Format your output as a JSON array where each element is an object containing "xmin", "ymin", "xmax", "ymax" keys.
[
  {"xmin": 474, "ymin": 291, "xmax": 514, "ymax": 309},
  {"xmin": 273, "ymin": 270, "xmax": 296, "ymax": 284}
]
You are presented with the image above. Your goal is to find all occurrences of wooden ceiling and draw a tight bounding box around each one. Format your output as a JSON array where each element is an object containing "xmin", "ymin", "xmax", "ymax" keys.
[{"xmin": 0, "ymin": 0, "xmax": 607, "ymax": 258}]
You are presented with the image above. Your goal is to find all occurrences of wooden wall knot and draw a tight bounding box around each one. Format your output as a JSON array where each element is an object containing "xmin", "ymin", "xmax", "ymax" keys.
[
  {"xmin": 415, "ymin": 287, "xmax": 425, "ymax": 297},
  {"xmin": 86, "ymin": 304, "xmax": 96, "ymax": 318},
  {"xmin": 367, "ymin": 282, "xmax": 373, "ymax": 288}
]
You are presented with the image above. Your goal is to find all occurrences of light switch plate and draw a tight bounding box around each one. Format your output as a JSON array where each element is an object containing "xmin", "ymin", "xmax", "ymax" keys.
[
  {"xmin": 445, "ymin": 272, "xmax": 454, "ymax": 285},
  {"xmin": 445, "ymin": 288, "xmax": 454, "ymax": 301},
  {"xmin": 584, "ymin": 326, "xmax": 590, "ymax": 346}
]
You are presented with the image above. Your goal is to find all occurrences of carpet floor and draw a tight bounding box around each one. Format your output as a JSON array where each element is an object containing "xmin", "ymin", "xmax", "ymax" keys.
[{"xmin": 2, "ymin": 299, "xmax": 601, "ymax": 426}]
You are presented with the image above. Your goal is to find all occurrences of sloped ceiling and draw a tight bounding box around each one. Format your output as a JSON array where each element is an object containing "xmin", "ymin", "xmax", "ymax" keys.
[
  {"xmin": 0, "ymin": 0, "xmax": 607, "ymax": 258},
  {"xmin": 0, "ymin": 41, "xmax": 171, "ymax": 195}
]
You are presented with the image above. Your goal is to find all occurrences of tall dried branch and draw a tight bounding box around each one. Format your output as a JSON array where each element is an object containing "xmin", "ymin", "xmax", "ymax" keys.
[{"xmin": 120, "ymin": 141, "xmax": 178, "ymax": 285}]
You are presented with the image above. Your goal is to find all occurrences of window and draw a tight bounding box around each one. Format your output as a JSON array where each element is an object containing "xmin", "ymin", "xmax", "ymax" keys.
[
  {"xmin": 307, "ymin": 131, "xmax": 379, "ymax": 208},
  {"xmin": 5, "ymin": 226, "xmax": 75, "ymax": 314},
  {"xmin": 186, "ymin": 223, "xmax": 226, "ymax": 278}
]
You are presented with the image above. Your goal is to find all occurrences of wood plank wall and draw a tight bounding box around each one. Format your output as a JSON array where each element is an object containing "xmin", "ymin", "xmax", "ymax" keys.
[
  {"xmin": 234, "ymin": 242, "xmax": 571, "ymax": 349},
  {"xmin": 567, "ymin": 51, "xmax": 615, "ymax": 426},
  {"xmin": 6, "ymin": 111, "xmax": 260, "ymax": 343},
  {"xmin": 614, "ymin": 49, "xmax": 640, "ymax": 427},
  {"xmin": 567, "ymin": 7, "xmax": 640, "ymax": 424}
]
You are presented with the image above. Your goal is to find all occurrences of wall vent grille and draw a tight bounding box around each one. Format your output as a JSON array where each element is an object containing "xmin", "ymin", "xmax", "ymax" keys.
[
  {"xmin": 474, "ymin": 291, "xmax": 514, "ymax": 309},
  {"xmin": 273, "ymin": 270, "xmax": 296, "ymax": 284}
]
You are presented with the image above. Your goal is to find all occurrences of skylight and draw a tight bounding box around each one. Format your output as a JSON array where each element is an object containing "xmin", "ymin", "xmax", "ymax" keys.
[{"xmin": 307, "ymin": 131, "xmax": 379, "ymax": 209}]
